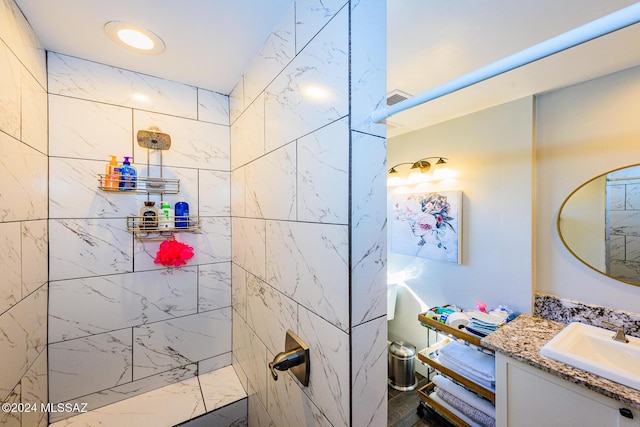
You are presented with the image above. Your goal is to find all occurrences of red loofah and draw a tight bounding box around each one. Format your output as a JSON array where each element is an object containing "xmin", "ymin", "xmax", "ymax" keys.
[{"xmin": 154, "ymin": 237, "xmax": 195, "ymax": 267}]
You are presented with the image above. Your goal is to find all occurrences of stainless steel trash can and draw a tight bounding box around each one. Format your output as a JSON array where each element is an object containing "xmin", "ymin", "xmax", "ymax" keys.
[{"xmin": 388, "ymin": 341, "xmax": 417, "ymax": 391}]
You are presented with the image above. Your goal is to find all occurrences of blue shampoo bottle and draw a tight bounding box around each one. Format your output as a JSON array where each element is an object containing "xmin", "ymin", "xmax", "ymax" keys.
[{"xmin": 119, "ymin": 156, "xmax": 137, "ymax": 191}]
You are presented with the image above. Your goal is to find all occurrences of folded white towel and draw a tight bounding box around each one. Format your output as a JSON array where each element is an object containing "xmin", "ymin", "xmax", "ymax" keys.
[
  {"xmin": 435, "ymin": 387, "xmax": 495, "ymax": 427},
  {"xmin": 429, "ymin": 392, "xmax": 482, "ymax": 427},
  {"xmin": 438, "ymin": 341, "xmax": 495, "ymax": 382},
  {"xmin": 437, "ymin": 356, "xmax": 495, "ymax": 390},
  {"xmin": 432, "ymin": 375, "xmax": 495, "ymax": 418}
]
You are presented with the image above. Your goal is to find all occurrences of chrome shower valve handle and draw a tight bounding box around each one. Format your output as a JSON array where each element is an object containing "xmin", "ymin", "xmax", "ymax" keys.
[{"xmin": 268, "ymin": 329, "xmax": 310, "ymax": 386}]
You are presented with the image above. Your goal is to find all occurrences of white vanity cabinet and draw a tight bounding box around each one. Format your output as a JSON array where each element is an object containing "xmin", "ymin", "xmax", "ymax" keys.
[{"xmin": 496, "ymin": 353, "xmax": 639, "ymax": 427}]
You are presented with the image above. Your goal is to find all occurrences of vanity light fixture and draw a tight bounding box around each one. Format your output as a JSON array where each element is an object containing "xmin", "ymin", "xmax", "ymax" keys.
[
  {"xmin": 104, "ymin": 21, "xmax": 166, "ymax": 55},
  {"xmin": 388, "ymin": 157, "xmax": 448, "ymax": 186}
]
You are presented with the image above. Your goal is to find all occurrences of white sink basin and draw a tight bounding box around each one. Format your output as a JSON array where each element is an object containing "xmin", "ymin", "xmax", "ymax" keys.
[{"xmin": 540, "ymin": 322, "xmax": 640, "ymax": 390}]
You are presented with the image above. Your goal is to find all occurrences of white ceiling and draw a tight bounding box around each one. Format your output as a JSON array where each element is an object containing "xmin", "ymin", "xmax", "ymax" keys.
[
  {"xmin": 387, "ymin": 0, "xmax": 640, "ymax": 136},
  {"xmin": 13, "ymin": 0, "xmax": 640, "ymax": 136},
  {"xmin": 13, "ymin": 0, "xmax": 293, "ymax": 94}
]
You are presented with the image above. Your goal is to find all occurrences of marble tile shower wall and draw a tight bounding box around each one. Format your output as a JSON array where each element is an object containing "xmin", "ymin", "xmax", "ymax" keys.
[
  {"xmin": 47, "ymin": 52, "xmax": 232, "ymax": 420},
  {"xmin": 230, "ymin": 1, "xmax": 387, "ymax": 426},
  {"xmin": 0, "ymin": 1, "xmax": 49, "ymax": 427},
  {"xmin": 606, "ymin": 166, "xmax": 640, "ymax": 283}
]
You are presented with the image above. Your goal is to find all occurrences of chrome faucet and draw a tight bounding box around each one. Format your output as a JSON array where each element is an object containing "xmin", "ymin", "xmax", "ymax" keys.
[{"xmin": 602, "ymin": 321, "xmax": 629, "ymax": 343}]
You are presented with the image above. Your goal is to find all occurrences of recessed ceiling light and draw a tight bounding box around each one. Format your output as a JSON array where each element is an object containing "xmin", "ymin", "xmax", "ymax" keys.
[{"xmin": 104, "ymin": 21, "xmax": 165, "ymax": 55}]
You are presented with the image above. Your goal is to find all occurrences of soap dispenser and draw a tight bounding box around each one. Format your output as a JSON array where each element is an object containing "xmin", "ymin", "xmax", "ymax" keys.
[
  {"xmin": 104, "ymin": 155, "xmax": 120, "ymax": 191},
  {"xmin": 119, "ymin": 156, "xmax": 137, "ymax": 191}
]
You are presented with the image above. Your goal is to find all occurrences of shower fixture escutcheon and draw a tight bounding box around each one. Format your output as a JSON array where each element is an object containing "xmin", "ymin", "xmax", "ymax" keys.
[{"xmin": 269, "ymin": 329, "xmax": 310, "ymax": 386}]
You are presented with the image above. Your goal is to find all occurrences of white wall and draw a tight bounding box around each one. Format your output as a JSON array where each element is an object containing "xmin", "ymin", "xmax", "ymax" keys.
[
  {"xmin": 387, "ymin": 97, "xmax": 534, "ymax": 351},
  {"xmin": 0, "ymin": 1, "xmax": 48, "ymax": 426},
  {"xmin": 536, "ymin": 65, "xmax": 640, "ymax": 313},
  {"xmin": 389, "ymin": 97, "xmax": 534, "ymax": 312}
]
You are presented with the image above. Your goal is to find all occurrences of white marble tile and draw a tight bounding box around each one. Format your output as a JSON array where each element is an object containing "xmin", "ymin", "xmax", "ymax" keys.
[
  {"xmin": 133, "ymin": 309, "xmax": 232, "ymax": 379},
  {"xmin": 199, "ymin": 365, "xmax": 247, "ymax": 412},
  {"xmin": 198, "ymin": 352, "xmax": 232, "ymax": 375},
  {"xmin": 0, "ymin": 30, "xmax": 23, "ymax": 139},
  {"xmin": 181, "ymin": 217, "xmax": 231, "ymax": 264},
  {"xmin": 21, "ymin": 219, "xmax": 48, "ymax": 296},
  {"xmin": 607, "ymin": 184, "xmax": 626, "ymax": 210},
  {"xmin": 265, "ymin": 7, "xmax": 348, "ymax": 152},
  {"xmin": 49, "ymin": 268, "xmax": 198, "ymax": 342},
  {"xmin": 134, "ymin": 110, "xmax": 230, "ymax": 171},
  {"xmin": 49, "ymin": 364, "xmax": 199, "ymax": 424},
  {"xmin": 609, "ymin": 235, "xmax": 626, "ymax": 261},
  {"xmin": 246, "ymin": 275, "xmax": 297, "ymax": 355},
  {"xmin": 231, "ymin": 166, "xmax": 247, "ymax": 217},
  {"xmin": 232, "ymin": 218, "xmax": 266, "ymax": 280},
  {"xmin": 626, "ymin": 235, "xmax": 640, "ymax": 262},
  {"xmin": 49, "ymin": 218, "xmax": 133, "ymax": 281},
  {"xmin": 248, "ymin": 391, "xmax": 273, "ymax": 427},
  {"xmin": 350, "ymin": 0, "xmax": 387, "ymax": 137},
  {"xmin": 232, "ymin": 265, "xmax": 248, "ymax": 321},
  {"xmin": 197, "ymin": 89, "xmax": 229, "ymax": 125},
  {"xmin": 198, "ymin": 262, "xmax": 232, "ymax": 312},
  {"xmin": 244, "ymin": 4, "xmax": 295, "ymax": 106},
  {"xmin": 233, "ymin": 315, "xmax": 268, "ymax": 409},
  {"xmin": 199, "ymin": 170, "xmax": 231, "ymax": 216},
  {"xmin": 625, "ymin": 183, "xmax": 640, "ymax": 210},
  {"xmin": 0, "ymin": 132, "xmax": 48, "ymax": 222},
  {"xmin": 13, "ymin": 284, "xmax": 47, "ymax": 364},
  {"xmin": 21, "ymin": 348, "xmax": 48, "ymax": 427},
  {"xmin": 48, "ymin": 53, "xmax": 197, "ymax": 118},
  {"xmin": 49, "ymin": 157, "xmax": 142, "ymax": 219},
  {"xmin": 266, "ymin": 220, "xmax": 349, "ymax": 330},
  {"xmin": 229, "ymin": 78, "xmax": 245, "ymax": 125},
  {"xmin": 295, "ymin": 0, "xmax": 347, "ymax": 54},
  {"xmin": 0, "ymin": 222, "xmax": 21, "ymax": 314},
  {"xmin": 266, "ymin": 364, "xmax": 332, "ymax": 427},
  {"xmin": 49, "ymin": 94, "xmax": 133, "ymax": 161},
  {"xmin": 351, "ymin": 316, "xmax": 387, "ymax": 427},
  {"xmin": 246, "ymin": 143, "xmax": 296, "ymax": 220},
  {"xmin": 185, "ymin": 399, "xmax": 248, "ymax": 427},
  {"xmin": 49, "ymin": 376, "xmax": 205, "ymax": 427},
  {"xmin": 49, "ymin": 329, "xmax": 133, "ymax": 403},
  {"xmin": 610, "ymin": 210, "xmax": 640, "ymax": 236},
  {"xmin": 0, "ymin": 383, "xmax": 20, "ymax": 427},
  {"xmin": 297, "ymin": 117, "xmax": 349, "ymax": 224},
  {"xmin": 21, "ymin": 67, "xmax": 48, "ymax": 155},
  {"xmin": 351, "ymin": 132, "xmax": 387, "ymax": 325},
  {"xmin": 0, "ymin": 285, "xmax": 45, "ymax": 399},
  {"xmin": 0, "ymin": 0, "xmax": 46, "ymax": 88},
  {"xmin": 298, "ymin": 307, "xmax": 350, "ymax": 427},
  {"xmin": 231, "ymin": 93, "xmax": 265, "ymax": 169}
]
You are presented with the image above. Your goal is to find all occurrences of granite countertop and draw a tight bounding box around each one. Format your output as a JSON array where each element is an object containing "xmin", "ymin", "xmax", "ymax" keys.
[{"xmin": 481, "ymin": 314, "xmax": 640, "ymax": 409}]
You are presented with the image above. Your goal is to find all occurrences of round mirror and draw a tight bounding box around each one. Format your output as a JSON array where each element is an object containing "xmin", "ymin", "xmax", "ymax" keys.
[{"xmin": 558, "ymin": 164, "xmax": 640, "ymax": 287}]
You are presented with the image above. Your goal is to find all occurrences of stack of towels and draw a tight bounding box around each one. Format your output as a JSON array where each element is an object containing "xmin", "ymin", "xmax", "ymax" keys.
[
  {"xmin": 465, "ymin": 311, "xmax": 507, "ymax": 337},
  {"xmin": 431, "ymin": 374, "xmax": 495, "ymax": 427},
  {"xmin": 437, "ymin": 341, "xmax": 495, "ymax": 390}
]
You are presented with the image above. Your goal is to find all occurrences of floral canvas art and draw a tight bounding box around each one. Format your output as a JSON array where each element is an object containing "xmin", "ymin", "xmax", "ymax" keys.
[{"xmin": 390, "ymin": 191, "xmax": 461, "ymax": 263}]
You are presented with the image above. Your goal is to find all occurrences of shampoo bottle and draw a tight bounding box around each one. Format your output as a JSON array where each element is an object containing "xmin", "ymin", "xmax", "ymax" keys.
[
  {"xmin": 104, "ymin": 155, "xmax": 120, "ymax": 191},
  {"xmin": 119, "ymin": 156, "xmax": 137, "ymax": 191},
  {"xmin": 140, "ymin": 201, "xmax": 158, "ymax": 230},
  {"xmin": 158, "ymin": 202, "xmax": 174, "ymax": 229},
  {"xmin": 175, "ymin": 202, "xmax": 189, "ymax": 228}
]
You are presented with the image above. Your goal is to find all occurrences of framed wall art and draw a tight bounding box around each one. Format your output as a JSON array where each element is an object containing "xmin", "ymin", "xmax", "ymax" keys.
[{"xmin": 389, "ymin": 190, "xmax": 462, "ymax": 264}]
